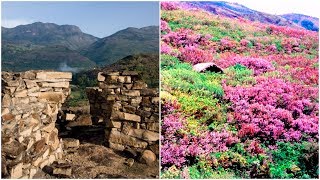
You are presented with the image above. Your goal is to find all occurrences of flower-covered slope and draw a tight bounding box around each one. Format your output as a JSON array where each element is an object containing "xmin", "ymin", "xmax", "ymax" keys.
[{"xmin": 160, "ymin": 2, "xmax": 319, "ymax": 179}]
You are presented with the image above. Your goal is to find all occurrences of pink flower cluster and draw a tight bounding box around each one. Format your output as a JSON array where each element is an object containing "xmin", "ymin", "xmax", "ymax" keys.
[
  {"xmin": 217, "ymin": 56, "xmax": 275, "ymax": 75},
  {"xmin": 179, "ymin": 45, "xmax": 213, "ymax": 65},
  {"xmin": 162, "ymin": 28, "xmax": 211, "ymax": 48},
  {"xmin": 266, "ymin": 24, "xmax": 318, "ymax": 39},
  {"xmin": 161, "ymin": 20, "xmax": 171, "ymax": 34},
  {"xmin": 161, "ymin": 2, "xmax": 179, "ymax": 10},
  {"xmin": 224, "ymin": 77, "xmax": 318, "ymax": 142}
]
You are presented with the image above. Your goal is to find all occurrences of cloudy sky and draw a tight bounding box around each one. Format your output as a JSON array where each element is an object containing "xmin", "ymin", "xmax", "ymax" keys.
[
  {"xmin": 218, "ymin": 0, "xmax": 320, "ymax": 17},
  {"xmin": 2, "ymin": 1, "xmax": 159, "ymax": 38}
]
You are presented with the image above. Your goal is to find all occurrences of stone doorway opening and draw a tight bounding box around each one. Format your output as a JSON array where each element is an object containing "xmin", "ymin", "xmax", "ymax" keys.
[{"xmin": 45, "ymin": 70, "xmax": 160, "ymax": 178}]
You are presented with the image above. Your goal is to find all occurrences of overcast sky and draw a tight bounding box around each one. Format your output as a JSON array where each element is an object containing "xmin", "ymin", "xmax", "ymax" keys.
[
  {"xmin": 219, "ymin": 0, "xmax": 320, "ymax": 17},
  {"xmin": 2, "ymin": 1, "xmax": 159, "ymax": 38}
]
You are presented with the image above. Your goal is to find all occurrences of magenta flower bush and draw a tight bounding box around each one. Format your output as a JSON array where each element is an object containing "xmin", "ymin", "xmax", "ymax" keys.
[
  {"xmin": 223, "ymin": 77, "xmax": 318, "ymax": 142},
  {"xmin": 179, "ymin": 45, "xmax": 213, "ymax": 64},
  {"xmin": 161, "ymin": 20, "xmax": 171, "ymax": 34},
  {"xmin": 161, "ymin": 2, "xmax": 179, "ymax": 10}
]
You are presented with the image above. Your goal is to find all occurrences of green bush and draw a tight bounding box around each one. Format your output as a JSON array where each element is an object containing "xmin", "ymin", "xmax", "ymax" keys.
[
  {"xmin": 162, "ymin": 61, "xmax": 224, "ymax": 98},
  {"xmin": 224, "ymin": 64, "xmax": 256, "ymax": 86},
  {"xmin": 270, "ymin": 141, "xmax": 319, "ymax": 179}
]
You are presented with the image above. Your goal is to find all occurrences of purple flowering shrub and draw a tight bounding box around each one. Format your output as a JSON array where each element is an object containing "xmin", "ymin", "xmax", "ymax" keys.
[
  {"xmin": 224, "ymin": 77, "xmax": 318, "ymax": 142},
  {"xmin": 161, "ymin": 2, "xmax": 179, "ymax": 10}
]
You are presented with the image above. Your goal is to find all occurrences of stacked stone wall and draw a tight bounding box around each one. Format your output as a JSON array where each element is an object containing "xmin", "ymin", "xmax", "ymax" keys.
[
  {"xmin": 1, "ymin": 71, "xmax": 72, "ymax": 178},
  {"xmin": 86, "ymin": 71, "xmax": 159, "ymax": 154}
]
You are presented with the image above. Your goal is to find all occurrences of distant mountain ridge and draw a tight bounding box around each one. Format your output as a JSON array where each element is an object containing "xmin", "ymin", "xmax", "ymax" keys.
[
  {"xmin": 183, "ymin": 1, "xmax": 318, "ymax": 31},
  {"xmin": 82, "ymin": 26, "xmax": 159, "ymax": 66},
  {"xmin": 2, "ymin": 22, "xmax": 99, "ymax": 50},
  {"xmin": 281, "ymin": 13, "xmax": 319, "ymax": 31},
  {"xmin": 1, "ymin": 22, "xmax": 159, "ymax": 72}
]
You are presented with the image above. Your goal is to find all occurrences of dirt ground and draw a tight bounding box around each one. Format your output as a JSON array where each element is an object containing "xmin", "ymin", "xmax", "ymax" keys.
[{"xmin": 33, "ymin": 125, "xmax": 159, "ymax": 179}]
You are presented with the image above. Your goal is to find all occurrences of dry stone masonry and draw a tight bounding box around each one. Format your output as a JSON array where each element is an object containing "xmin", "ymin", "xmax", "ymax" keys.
[
  {"xmin": 86, "ymin": 71, "xmax": 159, "ymax": 157},
  {"xmin": 1, "ymin": 71, "xmax": 72, "ymax": 178}
]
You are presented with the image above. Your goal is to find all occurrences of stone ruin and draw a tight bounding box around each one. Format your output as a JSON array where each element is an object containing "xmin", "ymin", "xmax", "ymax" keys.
[
  {"xmin": 1, "ymin": 71, "xmax": 72, "ymax": 178},
  {"xmin": 1, "ymin": 70, "xmax": 159, "ymax": 178},
  {"xmin": 86, "ymin": 71, "xmax": 159, "ymax": 163}
]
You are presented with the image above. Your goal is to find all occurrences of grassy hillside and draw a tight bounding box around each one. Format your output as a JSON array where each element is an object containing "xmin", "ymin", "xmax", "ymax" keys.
[{"xmin": 160, "ymin": 2, "xmax": 318, "ymax": 179}]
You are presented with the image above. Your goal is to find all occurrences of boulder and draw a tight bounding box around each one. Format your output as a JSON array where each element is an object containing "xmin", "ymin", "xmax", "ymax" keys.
[
  {"xmin": 193, "ymin": 62, "xmax": 223, "ymax": 73},
  {"xmin": 139, "ymin": 150, "xmax": 156, "ymax": 166}
]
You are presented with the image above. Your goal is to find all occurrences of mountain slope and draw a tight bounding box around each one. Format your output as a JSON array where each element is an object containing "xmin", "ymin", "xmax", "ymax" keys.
[
  {"xmin": 2, "ymin": 43, "xmax": 96, "ymax": 72},
  {"xmin": 183, "ymin": 1, "xmax": 310, "ymax": 30},
  {"xmin": 2, "ymin": 22, "xmax": 99, "ymax": 50},
  {"xmin": 82, "ymin": 26, "xmax": 159, "ymax": 66},
  {"xmin": 281, "ymin": 13, "xmax": 319, "ymax": 31}
]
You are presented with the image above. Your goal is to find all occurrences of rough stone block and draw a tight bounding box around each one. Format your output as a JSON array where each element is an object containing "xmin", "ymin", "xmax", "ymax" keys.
[
  {"xmin": 36, "ymin": 72, "xmax": 72, "ymax": 80},
  {"xmin": 139, "ymin": 150, "xmax": 156, "ymax": 166},
  {"xmin": 39, "ymin": 92, "xmax": 65, "ymax": 103},
  {"xmin": 65, "ymin": 113, "xmax": 76, "ymax": 121},
  {"xmin": 123, "ymin": 113, "xmax": 141, "ymax": 122},
  {"xmin": 110, "ymin": 111, "xmax": 124, "ymax": 120},
  {"xmin": 108, "ymin": 130, "xmax": 148, "ymax": 148},
  {"xmin": 14, "ymin": 89, "xmax": 28, "ymax": 98},
  {"xmin": 151, "ymin": 97, "xmax": 160, "ymax": 104},
  {"xmin": 108, "ymin": 142, "xmax": 125, "ymax": 151},
  {"xmin": 128, "ymin": 129, "xmax": 159, "ymax": 142},
  {"xmin": 133, "ymin": 81, "xmax": 147, "ymax": 90},
  {"xmin": 106, "ymin": 120, "xmax": 122, "ymax": 128},
  {"xmin": 124, "ymin": 84, "xmax": 133, "ymax": 90},
  {"xmin": 24, "ymin": 79, "xmax": 38, "ymax": 88},
  {"xmin": 10, "ymin": 163, "xmax": 23, "ymax": 179},
  {"xmin": 118, "ymin": 76, "xmax": 126, "ymax": 83},
  {"xmin": 97, "ymin": 72, "xmax": 106, "ymax": 81},
  {"xmin": 2, "ymin": 94, "xmax": 11, "ymax": 107},
  {"xmin": 63, "ymin": 138, "xmax": 80, "ymax": 149},
  {"xmin": 146, "ymin": 122, "xmax": 159, "ymax": 132},
  {"xmin": 122, "ymin": 90, "xmax": 140, "ymax": 97},
  {"xmin": 106, "ymin": 72, "xmax": 120, "ymax": 76},
  {"xmin": 21, "ymin": 71, "xmax": 36, "ymax": 79},
  {"xmin": 41, "ymin": 82, "xmax": 69, "ymax": 88}
]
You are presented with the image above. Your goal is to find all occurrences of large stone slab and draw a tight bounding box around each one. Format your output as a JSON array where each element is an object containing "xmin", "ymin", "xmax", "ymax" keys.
[
  {"xmin": 36, "ymin": 72, "xmax": 72, "ymax": 80},
  {"xmin": 39, "ymin": 92, "xmax": 65, "ymax": 103},
  {"xmin": 123, "ymin": 113, "xmax": 141, "ymax": 122},
  {"xmin": 128, "ymin": 129, "xmax": 159, "ymax": 142},
  {"xmin": 108, "ymin": 130, "xmax": 148, "ymax": 148},
  {"xmin": 40, "ymin": 82, "xmax": 69, "ymax": 88}
]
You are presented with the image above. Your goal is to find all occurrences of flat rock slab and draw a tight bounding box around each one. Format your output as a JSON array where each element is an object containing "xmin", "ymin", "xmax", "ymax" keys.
[
  {"xmin": 63, "ymin": 138, "xmax": 80, "ymax": 149},
  {"xmin": 193, "ymin": 62, "xmax": 224, "ymax": 73}
]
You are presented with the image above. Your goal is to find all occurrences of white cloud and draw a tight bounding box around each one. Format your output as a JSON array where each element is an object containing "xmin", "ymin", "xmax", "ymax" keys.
[{"xmin": 2, "ymin": 19, "xmax": 34, "ymax": 28}]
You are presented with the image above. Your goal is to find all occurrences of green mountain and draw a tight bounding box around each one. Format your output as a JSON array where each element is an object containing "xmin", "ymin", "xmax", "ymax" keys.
[
  {"xmin": 2, "ymin": 22, "xmax": 98, "ymax": 50},
  {"xmin": 82, "ymin": 26, "xmax": 159, "ymax": 66},
  {"xmin": 2, "ymin": 43, "xmax": 96, "ymax": 72}
]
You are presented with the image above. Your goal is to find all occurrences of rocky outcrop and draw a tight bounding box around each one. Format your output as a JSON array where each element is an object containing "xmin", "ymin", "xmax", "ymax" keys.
[
  {"xmin": 1, "ymin": 71, "xmax": 72, "ymax": 179},
  {"xmin": 86, "ymin": 71, "xmax": 159, "ymax": 157}
]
